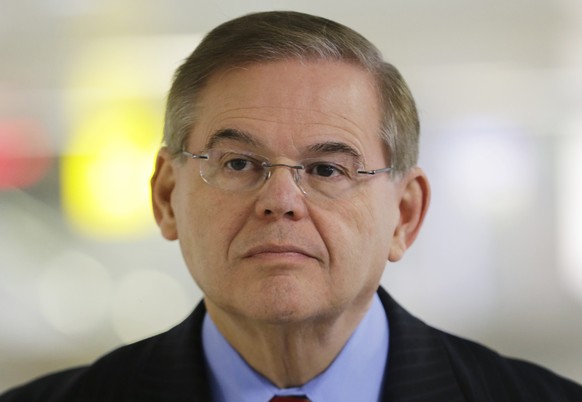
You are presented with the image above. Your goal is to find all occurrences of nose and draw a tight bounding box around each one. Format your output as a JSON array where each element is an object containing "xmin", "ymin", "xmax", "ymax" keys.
[{"xmin": 254, "ymin": 165, "xmax": 308, "ymax": 220}]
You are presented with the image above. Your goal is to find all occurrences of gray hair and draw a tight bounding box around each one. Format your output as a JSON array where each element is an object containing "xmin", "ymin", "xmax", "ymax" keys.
[{"xmin": 163, "ymin": 11, "xmax": 419, "ymax": 171}]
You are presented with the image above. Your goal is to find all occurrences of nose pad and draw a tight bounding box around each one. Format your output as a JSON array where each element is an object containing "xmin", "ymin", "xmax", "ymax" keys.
[
  {"xmin": 256, "ymin": 163, "xmax": 308, "ymax": 220},
  {"xmin": 263, "ymin": 163, "xmax": 307, "ymax": 195}
]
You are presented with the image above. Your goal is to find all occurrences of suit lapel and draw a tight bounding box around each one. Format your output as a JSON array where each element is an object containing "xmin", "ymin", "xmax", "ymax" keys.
[
  {"xmin": 133, "ymin": 302, "xmax": 213, "ymax": 401},
  {"xmin": 378, "ymin": 288, "xmax": 466, "ymax": 402}
]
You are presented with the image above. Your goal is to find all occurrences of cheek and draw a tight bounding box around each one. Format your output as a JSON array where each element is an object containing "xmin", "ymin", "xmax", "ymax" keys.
[
  {"xmin": 343, "ymin": 189, "xmax": 394, "ymax": 237},
  {"xmin": 174, "ymin": 193, "xmax": 236, "ymax": 294},
  {"xmin": 319, "ymin": 188, "xmax": 397, "ymax": 264},
  {"xmin": 312, "ymin": 202, "xmax": 389, "ymax": 303},
  {"xmin": 175, "ymin": 186, "xmax": 251, "ymax": 265},
  {"xmin": 315, "ymin": 202, "xmax": 374, "ymax": 264}
]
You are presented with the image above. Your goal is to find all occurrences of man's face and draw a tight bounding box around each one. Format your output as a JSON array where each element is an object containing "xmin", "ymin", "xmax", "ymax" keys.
[{"xmin": 154, "ymin": 60, "xmax": 418, "ymax": 326}]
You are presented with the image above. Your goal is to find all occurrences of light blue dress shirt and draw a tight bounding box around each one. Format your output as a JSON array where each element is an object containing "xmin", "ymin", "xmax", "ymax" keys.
[{"xmin": 202, "ymin": 293, "xmax": 389, "ymax": 402}]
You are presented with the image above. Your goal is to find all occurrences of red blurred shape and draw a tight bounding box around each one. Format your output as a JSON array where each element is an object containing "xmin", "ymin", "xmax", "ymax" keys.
[{"xmin": 0, "ymin": 119, "xmax": 52, "ymax": 189}]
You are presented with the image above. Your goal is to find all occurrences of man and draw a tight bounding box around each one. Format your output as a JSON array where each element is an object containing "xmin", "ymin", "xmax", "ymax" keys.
[{"xmin": 1, "ymin": 10, "xmax": 581, "ymax": 402}]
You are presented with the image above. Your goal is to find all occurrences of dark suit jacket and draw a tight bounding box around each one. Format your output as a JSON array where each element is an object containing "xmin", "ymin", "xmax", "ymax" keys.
[{"xmin": 2, "ymin": 288, "xmax": 581, "ymax": 401}]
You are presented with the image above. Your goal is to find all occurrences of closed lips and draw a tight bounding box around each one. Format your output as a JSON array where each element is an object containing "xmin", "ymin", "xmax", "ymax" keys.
[{"xmin": 243, "ymin": 244, "xmax": 317, "ymax": 259}]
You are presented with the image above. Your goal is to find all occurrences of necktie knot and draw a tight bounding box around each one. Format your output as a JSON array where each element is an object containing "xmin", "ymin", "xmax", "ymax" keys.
[{"xmin": 269, "ymin": 396, "xmax": 311, "ymax": 402}]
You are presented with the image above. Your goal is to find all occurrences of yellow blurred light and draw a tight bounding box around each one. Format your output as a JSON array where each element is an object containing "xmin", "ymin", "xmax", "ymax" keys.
[
  {"xmin": 61, "ymin": 101, "xmax": 160, "ymax": 238},
  {"xmin": 60, "ymin": 35, "xmax": 202, "ymax": 238}
]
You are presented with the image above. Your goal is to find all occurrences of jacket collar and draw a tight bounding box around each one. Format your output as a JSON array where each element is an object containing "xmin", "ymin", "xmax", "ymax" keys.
[
  {"xmin": 377, "ymin": 287, "xmax": 466, "ymax": 401},
  {"xmin": 138, "ymin": 288, "xmax": 465, "ymax": 401}
]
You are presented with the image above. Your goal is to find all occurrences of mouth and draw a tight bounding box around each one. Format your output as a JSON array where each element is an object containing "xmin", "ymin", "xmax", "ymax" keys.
[{"xmin": 243, "ymin": 244, "xmax": 318, "ymax": 260}]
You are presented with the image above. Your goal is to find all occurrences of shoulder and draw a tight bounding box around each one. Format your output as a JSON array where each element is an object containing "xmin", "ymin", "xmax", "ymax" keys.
[
  {"xmin": 0, "ymin": 367, "xmax": 86, "ymax": 402},
  {"xmin": 438, "ymin": 330, "xmax": 582, "ymax": 401},
  {"xmin": 376, "ymin": 287, "xmax": 582, "ymax": 401},
  {"xmin": 0, "ymin": 303, "xmax": 210, "ymax": 402},
  {"xmin": 0, "ymin": 335, "xmax": 165, "ymax": 402}
]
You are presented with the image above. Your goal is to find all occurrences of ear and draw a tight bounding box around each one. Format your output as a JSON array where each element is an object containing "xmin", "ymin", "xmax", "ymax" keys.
[
  {"xmin": 388, "ymin": 167, "xmax": 431, "ymax": 262},
  {"xmin": 151, "ymin": 147, "xmax": 178, "ymax": 240}
]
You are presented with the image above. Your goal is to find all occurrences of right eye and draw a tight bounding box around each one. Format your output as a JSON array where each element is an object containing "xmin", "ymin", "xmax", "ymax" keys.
[
  {"xmin": 219, "ymin": 153, "xmax": 263, "ymax": 172},
  {"xmin": 225, "ymin": 158, "xmax": 253, "ymax": 171},
  {"xmin": 310, "ymin": 163, "xmax": 343, "ymax": 178},
  {"xmin": 305, "ymin": 161, "xmax": 349, "ymax": 179}
]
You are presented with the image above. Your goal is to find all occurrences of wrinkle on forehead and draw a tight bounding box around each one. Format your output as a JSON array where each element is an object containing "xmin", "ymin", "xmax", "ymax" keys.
[
  {"xmin": 215, "ymin": 104, "xmax": 363, "ymax": 121},
  {"xmin": 205, "ymin": 106, "xmax": 371, "ymax": 141},
  {"xmin": 190, "ymin": 60, "xmax": 383, "ymax": 161},
  {"xmin": 202, "ymin": 60, "xmax": 380, "ymax": 122}
]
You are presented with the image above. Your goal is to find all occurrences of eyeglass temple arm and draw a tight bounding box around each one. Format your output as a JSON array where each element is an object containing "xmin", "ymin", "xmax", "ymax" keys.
[
  {"xmin": 182, "ymin": 151, "xmax": 209, "ymax": 160},
  {"xmin": 357, "ymin": 166, "xmax": 393, "ymax": 175}
]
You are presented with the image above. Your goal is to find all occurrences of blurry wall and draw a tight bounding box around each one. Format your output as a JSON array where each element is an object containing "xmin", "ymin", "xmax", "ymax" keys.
[{"xmin": 1, "ymin": 0, "xmax": 581, "ymax": 392}]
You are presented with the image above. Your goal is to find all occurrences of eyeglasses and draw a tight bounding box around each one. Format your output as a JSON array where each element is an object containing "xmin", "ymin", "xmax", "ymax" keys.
[{"xmin": 181, "ymin": 148, "xmax": 393, "ymax": 199}]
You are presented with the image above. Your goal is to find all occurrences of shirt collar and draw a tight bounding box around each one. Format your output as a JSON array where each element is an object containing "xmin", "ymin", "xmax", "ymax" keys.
[{"xmin": 202, "ymin": 293, "xmax": 389, "ymax": 402}]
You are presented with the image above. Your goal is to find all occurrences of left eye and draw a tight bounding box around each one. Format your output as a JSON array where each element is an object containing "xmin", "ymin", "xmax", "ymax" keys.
[
  {"xmin": 307, "ymin": 163, "xmax": 346, "ymax": 178},
  {"xmin": 225, "ymin": 158, "xmax": 253, "ymax": 171}
]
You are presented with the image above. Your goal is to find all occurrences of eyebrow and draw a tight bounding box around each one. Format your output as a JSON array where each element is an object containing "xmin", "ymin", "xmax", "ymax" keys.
[
  {"xmin": 204, "ymin": 128, "xmax": 262, "ymax": 150},
  {"xmin": 205, "ymin": 129, "xmax": 364, "ymax": 163},
  {"xmin": 305, "ymin": 141, "xmax": 363, "ymax": 163}
]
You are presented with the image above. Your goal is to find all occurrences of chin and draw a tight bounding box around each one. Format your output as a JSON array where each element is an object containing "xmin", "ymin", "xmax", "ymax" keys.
[
  {"xmin": 211, "ymin": 274, "xmax": 333, "ymax": 325},
  {"xmin": 241, "ymin": 287, "xmax": 324, "ymax": 325}
]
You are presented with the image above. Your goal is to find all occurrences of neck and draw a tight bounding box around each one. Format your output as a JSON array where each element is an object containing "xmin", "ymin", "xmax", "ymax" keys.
[{"xmin": 205, "ymin": 299, "xmax": 372, "ymax": 388}]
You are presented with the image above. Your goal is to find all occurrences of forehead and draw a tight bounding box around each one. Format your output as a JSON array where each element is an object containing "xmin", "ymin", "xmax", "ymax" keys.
[{"xmin": 190, "ymin": 60, "xmax": 383, "ymax": 155}]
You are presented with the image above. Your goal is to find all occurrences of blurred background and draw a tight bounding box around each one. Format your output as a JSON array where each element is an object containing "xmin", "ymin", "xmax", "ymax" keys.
[{"xmin": 1, "ymin": 0, "xmax": 581, "ymax": 392}]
